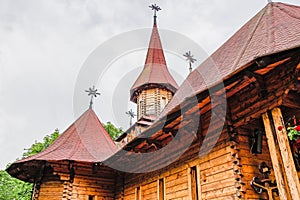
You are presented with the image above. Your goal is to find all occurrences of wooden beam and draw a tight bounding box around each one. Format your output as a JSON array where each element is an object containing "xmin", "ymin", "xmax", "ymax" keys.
[
  {"xmin": 271, "ymin": 108, "xmax": 300, "ymax": 199},
  {"xmin": 282, "ymin": 91, "xmax": 300, "ymax": 109},
  {"xmin": 255, "ymin": 57, "xmax": 291, "ymax": 75},
  {"xmin": 226, "ymin": 77, "xmax": 256, "ymax": 98},
  {"xmin": 262, "ymin": 112, "xmax": 289, "ymax": 200}
]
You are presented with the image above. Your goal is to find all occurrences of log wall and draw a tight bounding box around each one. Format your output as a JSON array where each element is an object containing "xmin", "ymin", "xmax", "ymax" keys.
[
  {"xmin": 36, "ymin": 162, "xmax": 116, "ymax": 200},
  {"xmin": 225, "ymin": 55, "xmax": 300, "ymax": 199},
  {"xmin": 38, "ymin": 181, "xmax": 64, "ymax": 200},
  {"xmin": 229, "ymin": 57, "xmax": 296, "ymax": 128},
  {"xmin": 235, "ymin": 125, "xmax": 276, "ymax": 200},
  {"xmin": 114, "ymin": 132, "xmax": 237, "ymax": 200},
  {"xmin": 137, "ymin": 88, "xmax": 173, "ymax": 119},
  {"xmin": 32, "ymin": 163, "xmax": 64, "ymax": 200}
]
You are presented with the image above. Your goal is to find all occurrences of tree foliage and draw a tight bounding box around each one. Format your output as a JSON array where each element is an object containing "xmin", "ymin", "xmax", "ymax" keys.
[
  {"xmin": 103, "ymin": 122, "xmax": 123, "ymax": 140},
  {"xmin": 1, "ymin": 129, "xmax": 60, "ymax": 200},
  {"xmin": 22, "ymin": 129, "xmax": 60, "ymax": 158},
  {"xmin": 0, "ymin": 170, "xmax": 32, "ymax": 200}
]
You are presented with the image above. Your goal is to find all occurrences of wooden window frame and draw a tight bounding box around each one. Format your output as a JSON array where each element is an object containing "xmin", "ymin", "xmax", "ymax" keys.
[
  {"xmin": 161, "ymin": 96, "xmax": 167, "ymax": 111},
  {"xmin": 138, "ymin": 99, "xmax": 143, "ymax": 118},
  {"xmin": 158, "ymin": 178, "xmax": 165, "ymax": 200},
  {"xmin": 189, "ymin": 165, "xmax": 201, "ymax": 200},
  {"xmin": 136, "ymin": 186, "xmax": 141, "ymax": 200},
  {"xmin": 87, "ymin": 195, "xmax": 96, "ymax": 200}
]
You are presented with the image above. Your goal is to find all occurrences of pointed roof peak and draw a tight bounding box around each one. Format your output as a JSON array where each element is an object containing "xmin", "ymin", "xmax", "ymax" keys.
[
  {"xmin": 7, "ymin": 108, "xmax": 118, "ymax": 181},
  {"xmin": 130, "ymin": 6, "xmax": 178, "ymax": 103},
  {"xmin": 15, "ymin": 108, "xmax": 117, "ymax": 164}
]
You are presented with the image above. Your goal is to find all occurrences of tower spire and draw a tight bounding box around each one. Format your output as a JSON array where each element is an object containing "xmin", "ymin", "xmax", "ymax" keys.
[
  {"xmin": 130, "ymin": 10, "xmax": 178, "ymax": 103},
  {"xmin": 130, "ymin": 3, "xmax": 178, "ymax": 120},
  {"xmin": 149, "ymin": 4, "xmax": 161, "ymax": 25}
]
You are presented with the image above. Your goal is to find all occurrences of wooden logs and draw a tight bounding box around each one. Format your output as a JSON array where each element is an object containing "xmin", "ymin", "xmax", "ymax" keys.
[{"xmin": 271, "ymin": 108, "xmax": 300, "ymax": 199}]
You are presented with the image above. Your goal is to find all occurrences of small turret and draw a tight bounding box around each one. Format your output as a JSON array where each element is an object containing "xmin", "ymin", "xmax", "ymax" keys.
[{"xmin": 130, "ymin": 4, "xmax": 178, "ymax": 120}]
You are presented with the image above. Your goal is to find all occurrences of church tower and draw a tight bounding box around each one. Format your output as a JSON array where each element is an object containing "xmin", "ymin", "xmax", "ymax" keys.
[{"xmin": 130, "ymin": 4, "xmax": 178, "ymax": 120}]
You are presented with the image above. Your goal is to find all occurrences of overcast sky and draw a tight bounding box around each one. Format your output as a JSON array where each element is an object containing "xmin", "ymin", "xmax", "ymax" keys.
[{"xmin": 1, "ymin": 0, "xmax": 300, "ymax": 170}]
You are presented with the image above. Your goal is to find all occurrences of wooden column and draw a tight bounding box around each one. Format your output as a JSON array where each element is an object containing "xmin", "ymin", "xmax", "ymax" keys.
[
  {"xmin": 187, "ymin": 167, "xmax": 193, "ymax": 200},
  {"xmin": 187, "ymin": 165, "xmax": 202, "ymax": 200},
  {"xmin": 32, "ymin": 164, "xmax": 45, "ymax": 200},
  {"xmin": 262, "ymin": 112, "xmax": 289, "ymax": 200},
  {"xmin": 31, "ymin": 182, "xmax": 41, "ymax": 200},
  {"xmin": 271, "ymin": 107, "xmax": 300, "ymax": 199},
  {"xmin": 196, "ymin": 165, "xmax": 202, "ymax": 200}
]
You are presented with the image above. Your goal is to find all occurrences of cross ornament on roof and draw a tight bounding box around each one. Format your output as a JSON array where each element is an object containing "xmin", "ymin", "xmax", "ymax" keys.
[
  {"xmin": 126, "ymin": 109, "xmax": 136, "ymax": 127},
  {"xmin": 149, "ymin": 4, "xmax": 161, "ymax": 24},
  {"xmin": 85, "ymin": 86, "xmax": 101, "ymax": 109},
  {"xmin": 183, "ymin": 51, "xmax": 197, "ymax": 73}
]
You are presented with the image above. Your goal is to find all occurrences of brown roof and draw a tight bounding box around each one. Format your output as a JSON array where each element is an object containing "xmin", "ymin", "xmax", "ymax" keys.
[
  {"xmin": 130, "ymin": 21, "xmax": 178, "ymax": 103},
  {"xmin": 103, "ymin": 2, "xmax": 300, "ymax": 173},
  {"xmin": 14, "ymin": 109, "xmax": 117, "ymax": 164},
  {"xmin": 161, "ymin": 2, "xmax": 300, "ymax": 116}
]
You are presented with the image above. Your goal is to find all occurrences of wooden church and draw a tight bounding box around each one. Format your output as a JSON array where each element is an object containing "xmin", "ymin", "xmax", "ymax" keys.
[{"xmin": 7, "ymin": 2, "xmax": 300, "ymax": 200}]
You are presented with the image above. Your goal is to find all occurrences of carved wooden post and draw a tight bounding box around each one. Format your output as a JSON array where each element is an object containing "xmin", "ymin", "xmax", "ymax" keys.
[
  {"xmin": 262, "ymin": 112, "xmax": 289, "ymax": 199},
  {"xmin": 31, "ymin": 182, "xmax": 41, "ymax": 200},
  {"xmin": 271, "ymin": 107, "xmax": 300, "ymax": 199},
  {"xmin": 31, "ymin": 163, "xmax": 45, "ymax": 200}
]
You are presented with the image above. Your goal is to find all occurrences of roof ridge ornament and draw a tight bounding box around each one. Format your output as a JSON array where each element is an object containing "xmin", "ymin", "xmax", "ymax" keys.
[
  {"xmin": 183, "ymin": 51, "xmax": 197, "ymax": 73},
  {"xmin": 85, "ymin": 85, "xmax": 101, "ymax": 109},
  {"xmin": 149, "ymin": 4, "xmax": 161, "ymax": 25},
  {"xmin": 126, "ymin": 109, "xmax": 136, "ymax": 127}
]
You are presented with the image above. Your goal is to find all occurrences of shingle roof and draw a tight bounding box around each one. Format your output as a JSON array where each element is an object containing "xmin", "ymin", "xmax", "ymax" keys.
[
  {"xmin": 161, "ymin": 2, "xmax": 300, "ymax": 116},
  {"xmin": 130, "ymin": 22, "xmax": 178, "ymax": 103},
  {"xmin": 103, "ymin": 2, "xmax": 300, "ymax": 173},
  {"xmin": 14, "ymin": 109, "xmax": 117, "ymax": 163}
]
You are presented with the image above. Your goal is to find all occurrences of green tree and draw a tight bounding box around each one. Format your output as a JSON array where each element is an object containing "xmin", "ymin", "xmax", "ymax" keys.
[
  {"xmin": 103, "ymin": 122, "xmax": 123, "ymax": 140},
  {"xmin": 0, "ymin": 169, "xmax": 32, "ymax": 200},
  {"xmin": 22, "ymin": 129, "xmax": 60, "ymax": 158},
  {"xmin": 1, "ymin": 129, "xmax": 60, "ymax": 200}
]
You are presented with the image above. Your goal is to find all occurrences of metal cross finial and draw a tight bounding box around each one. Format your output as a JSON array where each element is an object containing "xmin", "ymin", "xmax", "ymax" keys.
[
  {"xmin": 149, "ymin": 4, "xmax": 161, "ymax": 16},
  {"xmin": 183, "ymin": 51, "xmax": 197, "ymax": 73},
  {"xmin": 126, "ymin": 109, "xmax": 136, "ymax": 127},
  {"xmin": 85, "ymin": 86, "xmax": 101, "ymax": 109},
  {"xmin": 149, "ymin": 4, "xmax": 161, "ymax": 24}
]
